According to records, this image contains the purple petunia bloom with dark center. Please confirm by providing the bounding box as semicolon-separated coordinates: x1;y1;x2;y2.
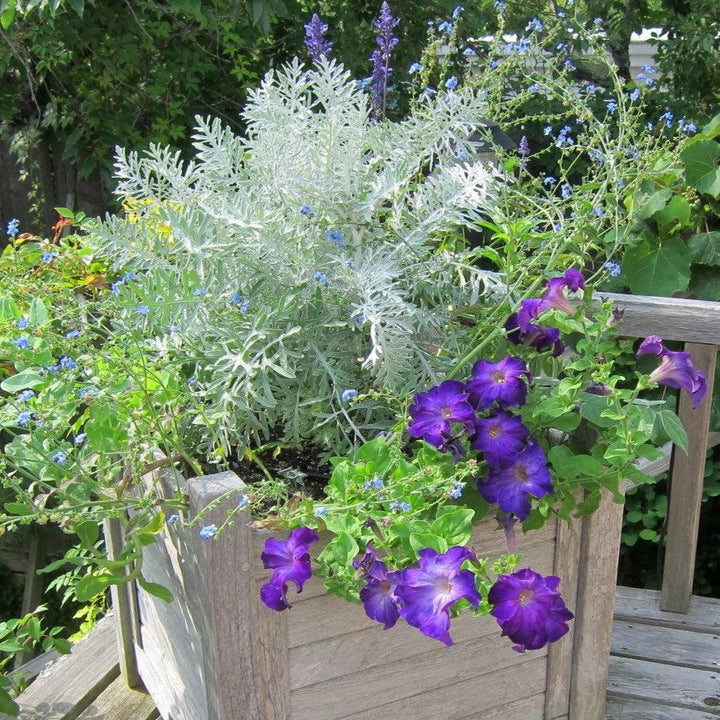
354;546;401;629
304;14;332;63
477;440;553;520
637;335;707;408
489;568;574;652
395;546;481;645
471;412;530;468
260;526;320;611
407;380;476;451
467;356;530;411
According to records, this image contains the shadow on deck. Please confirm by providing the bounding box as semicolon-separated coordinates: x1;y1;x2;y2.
606;585;720;719
1;613;158;720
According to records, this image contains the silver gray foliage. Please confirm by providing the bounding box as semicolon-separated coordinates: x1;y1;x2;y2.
89;58;503;455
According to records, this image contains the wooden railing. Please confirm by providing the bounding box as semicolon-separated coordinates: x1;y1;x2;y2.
602;292;720;613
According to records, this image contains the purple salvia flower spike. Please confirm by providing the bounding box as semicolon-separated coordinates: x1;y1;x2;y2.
395;546;480;645
260;526;320;611
304;13;332;63
370;1;400;122
477;440;553;520
518;135;530;165
489;568;573;652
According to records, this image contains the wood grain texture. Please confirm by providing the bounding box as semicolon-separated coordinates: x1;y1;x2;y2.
75;676;158;720
0;614;119;720
10;648;60;687
455;693;546;720
186;471;292;720
336;655;547;720
545;516;583;720
615;585;720;634
606;696;720;720
607;656;720;714
569;489;625;720
611;619;720;671
599;292;720;343
662;343;718;613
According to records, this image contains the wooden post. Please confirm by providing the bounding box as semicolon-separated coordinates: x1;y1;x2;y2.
103;517;142;687
569;489;625;720
186;472;292;720
661;343;717;613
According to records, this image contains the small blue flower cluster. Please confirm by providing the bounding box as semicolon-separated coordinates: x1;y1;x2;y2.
6;218;19;237
110;271;137;296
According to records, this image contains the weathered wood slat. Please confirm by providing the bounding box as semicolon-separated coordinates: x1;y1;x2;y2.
662;342;718;613
0;614;119;720
455;693;546;720
607;656;720;715
615;585;720;634
9;648;60;686
75;675;158;720
290;611;499;690
611;619;720;672
606;696;720;720
569;489;625;720
545;515;582;719
335;655;546;720
600;292;720;344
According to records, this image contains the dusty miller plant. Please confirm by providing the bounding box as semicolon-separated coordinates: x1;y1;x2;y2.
88;58;505;456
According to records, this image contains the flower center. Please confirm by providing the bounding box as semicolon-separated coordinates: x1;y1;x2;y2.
518;589;534;605
514;464;528;481
491;370;506;385
488;424;501;438
435;577;453;594
441;406;453;419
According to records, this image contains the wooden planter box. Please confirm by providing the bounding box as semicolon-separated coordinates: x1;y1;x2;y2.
108;467;623;720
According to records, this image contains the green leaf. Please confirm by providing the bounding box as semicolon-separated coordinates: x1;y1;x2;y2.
28;297;50;326
4;502;34;516
138;576;173;603
653;195;691;228
431;508;474;546
54;207;75;219
73;521;100;548
409;533;448;554
579;392;617;428
52;637;72;654
681;140;720;197
688;232;720;265
74;574;112;602
318;532;358;568
654;409;689;453
622;236;691;296
0;296;19;321
0;369;45;392
634;188;672;220
0;1;15;30
689;266;720;300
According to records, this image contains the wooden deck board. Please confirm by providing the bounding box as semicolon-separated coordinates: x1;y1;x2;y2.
0;614;119;720
75;676;158;720
608;586;720;719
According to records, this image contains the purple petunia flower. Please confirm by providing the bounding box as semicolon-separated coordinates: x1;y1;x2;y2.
395;546;481;645
304;14;332;63
477;440;553;520
467;356;530;411
489;568;573;652
539;269;585;315
637;336;707;408
407;380;477;451
355;546;401;629
471;412;530;468
260;526;320;611
370;2;400;122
